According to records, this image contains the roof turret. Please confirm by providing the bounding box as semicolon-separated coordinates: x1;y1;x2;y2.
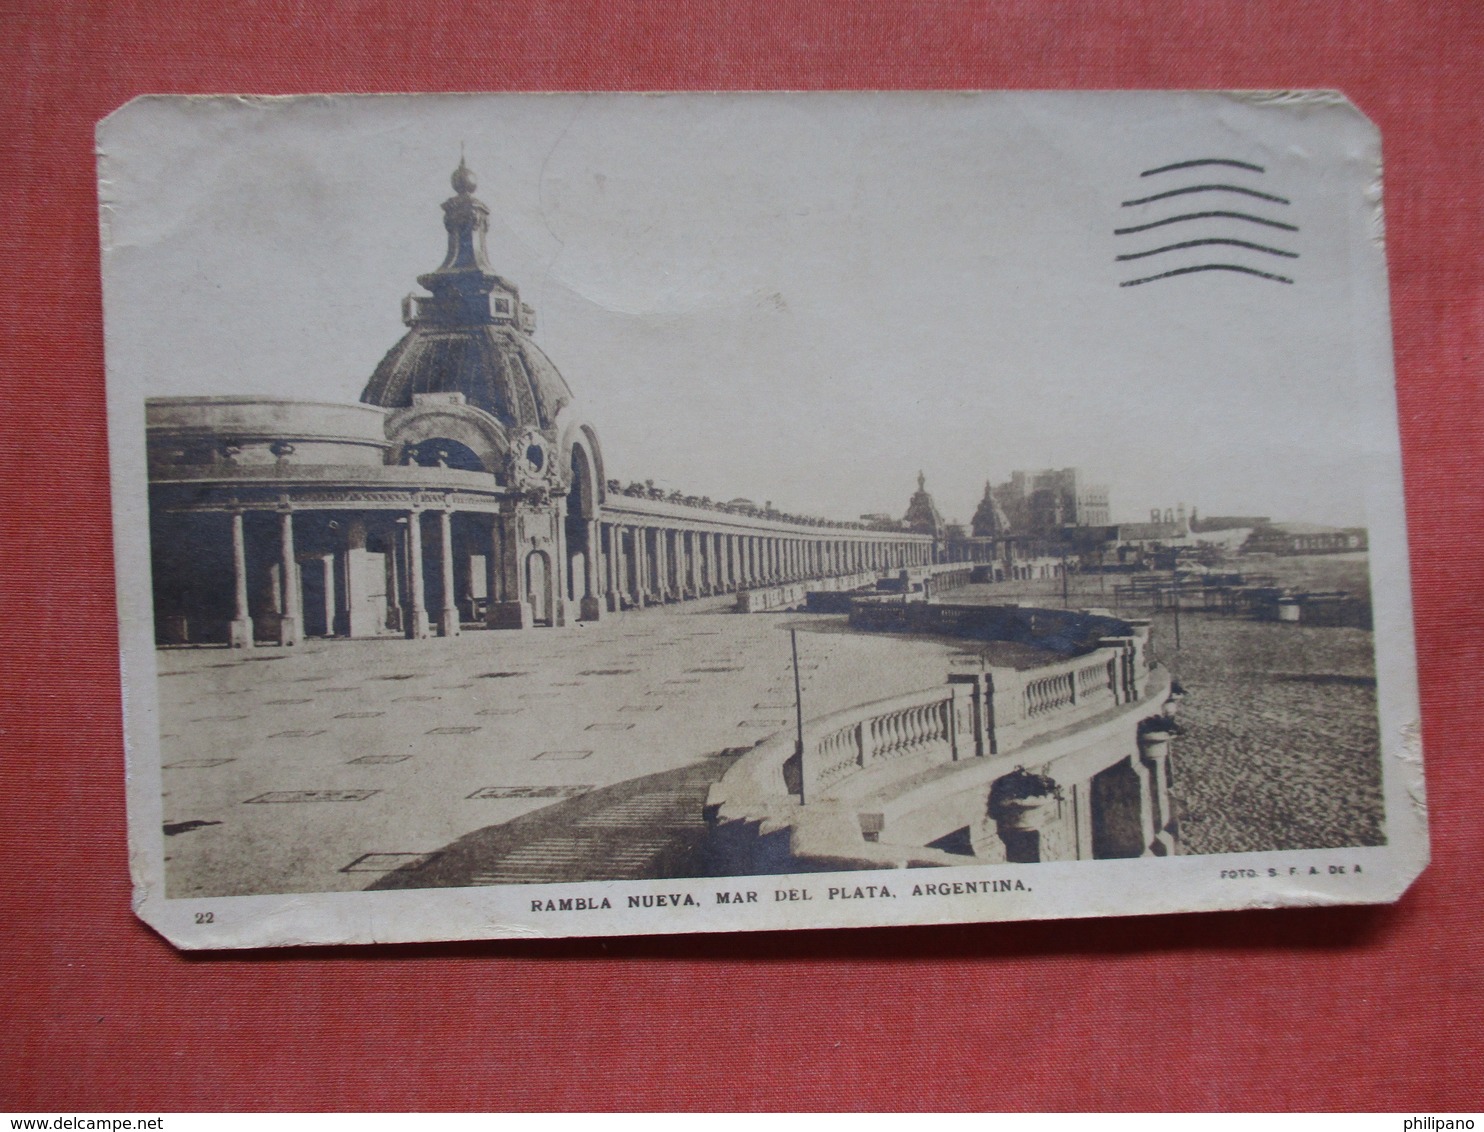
360;159;573;431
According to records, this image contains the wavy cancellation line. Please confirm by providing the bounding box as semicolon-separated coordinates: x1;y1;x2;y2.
1140;158;1266;177
1122;183;1291;207
1119;263;1295;287
1114;210;1300;235
1115;237;1300;263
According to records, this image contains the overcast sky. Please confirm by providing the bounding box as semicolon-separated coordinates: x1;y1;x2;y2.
101;91;1399;528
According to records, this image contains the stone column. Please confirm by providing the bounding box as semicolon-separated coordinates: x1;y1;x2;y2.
604;524;621;612
277;507;299;640
228;510;254;648
632;531;644;611
406;511;431;639
661;527;671;599
551;501;568;627
437;509;459;636
655;527;670;601
642;526;655;605
580;519;602;621
633;526;649;605
1140;730;1179;856
385;526;404;633
671;528;682;598
486;519;502;605
318;555;336;635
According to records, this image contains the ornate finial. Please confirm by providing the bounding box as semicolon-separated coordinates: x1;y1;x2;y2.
451;155;477;195
917;470;926;492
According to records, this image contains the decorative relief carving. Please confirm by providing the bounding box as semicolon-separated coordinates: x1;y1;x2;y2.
503;427;566;503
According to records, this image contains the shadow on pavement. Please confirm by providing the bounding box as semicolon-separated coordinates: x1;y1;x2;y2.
368;751;746;890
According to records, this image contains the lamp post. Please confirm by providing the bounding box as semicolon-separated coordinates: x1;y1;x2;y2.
791;628;806;806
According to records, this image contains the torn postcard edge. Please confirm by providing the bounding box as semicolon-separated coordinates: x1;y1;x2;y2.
98;91;1426;948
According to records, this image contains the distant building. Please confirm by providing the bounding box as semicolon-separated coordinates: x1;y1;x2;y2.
969;481;1011;538
902;471;946;537
1245;523;1368;555
1189;508;1270;533
992;468;1110;534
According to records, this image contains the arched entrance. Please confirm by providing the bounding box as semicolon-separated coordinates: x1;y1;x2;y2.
526;550;553;627
565;439;603;620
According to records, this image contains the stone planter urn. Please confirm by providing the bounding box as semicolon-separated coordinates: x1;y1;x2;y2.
1138;729;1173;762
986;768;1063;863
989;794;1059;833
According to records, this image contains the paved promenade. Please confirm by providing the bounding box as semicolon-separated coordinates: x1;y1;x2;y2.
158;554;1385;896
158;600;965;897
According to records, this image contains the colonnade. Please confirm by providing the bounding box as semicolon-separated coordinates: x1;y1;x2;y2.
215;504;465;649
580;518;934;611
203;504;936;648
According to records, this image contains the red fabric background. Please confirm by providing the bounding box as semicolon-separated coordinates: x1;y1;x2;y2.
2;0;1480;1112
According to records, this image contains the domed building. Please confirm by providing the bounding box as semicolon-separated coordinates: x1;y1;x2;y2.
146;160;607;644
144;160;936;648
902;471;945;538
970;481;1011;538
358;156;609;630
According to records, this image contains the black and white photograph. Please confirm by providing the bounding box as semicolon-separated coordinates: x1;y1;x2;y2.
99;91;1425;947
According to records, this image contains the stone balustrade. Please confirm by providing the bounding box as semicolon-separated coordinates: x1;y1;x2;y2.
735;570;883;613
704;606;1174;873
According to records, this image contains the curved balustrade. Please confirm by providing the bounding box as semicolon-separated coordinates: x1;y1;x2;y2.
704;620;1172;874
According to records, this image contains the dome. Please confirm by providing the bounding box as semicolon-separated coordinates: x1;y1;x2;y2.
360;160;574;431
971;480;1011;537
363;324;572;431
903;470;946;537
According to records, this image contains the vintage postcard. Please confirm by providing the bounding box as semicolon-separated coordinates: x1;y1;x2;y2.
99;91;1426;948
